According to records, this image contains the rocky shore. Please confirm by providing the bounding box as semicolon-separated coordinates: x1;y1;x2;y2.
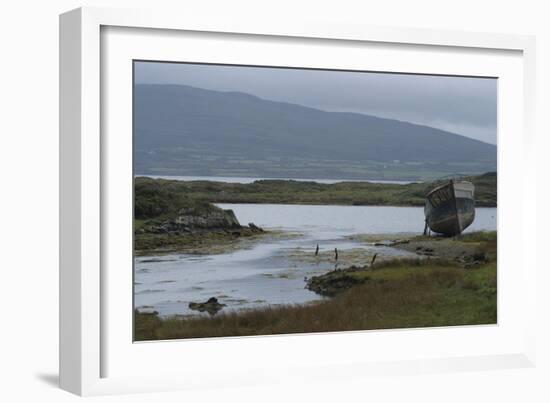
135;204;267;255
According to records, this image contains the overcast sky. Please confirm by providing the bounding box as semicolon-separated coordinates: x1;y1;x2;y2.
135;61;497;145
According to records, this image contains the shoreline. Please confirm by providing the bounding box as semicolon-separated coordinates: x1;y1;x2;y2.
135;231;497;340
134;228;300;256
133;173;496;256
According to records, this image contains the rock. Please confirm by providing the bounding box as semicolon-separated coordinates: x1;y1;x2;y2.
306;267;368;297
173;208;240;230
471;251;487;262
374;239;410;247
145;206;244;235
189;297;226;315
136;308;159;315
464;261;482;269
248;222;264;232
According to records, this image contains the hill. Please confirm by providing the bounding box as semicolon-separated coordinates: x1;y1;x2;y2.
134;84;497;181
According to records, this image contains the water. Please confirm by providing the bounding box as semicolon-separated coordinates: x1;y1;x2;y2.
139;174;416;185
134;204;497;317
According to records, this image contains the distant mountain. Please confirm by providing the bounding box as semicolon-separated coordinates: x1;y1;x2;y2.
133;84;496;181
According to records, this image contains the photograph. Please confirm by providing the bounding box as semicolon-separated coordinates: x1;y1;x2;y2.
132;61;497;341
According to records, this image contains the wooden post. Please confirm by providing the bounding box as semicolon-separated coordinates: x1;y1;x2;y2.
370;253;378;269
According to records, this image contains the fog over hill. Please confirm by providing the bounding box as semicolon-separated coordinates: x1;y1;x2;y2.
134;84;497;181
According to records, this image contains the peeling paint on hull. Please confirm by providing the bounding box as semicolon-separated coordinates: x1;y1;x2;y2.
425;180;475;236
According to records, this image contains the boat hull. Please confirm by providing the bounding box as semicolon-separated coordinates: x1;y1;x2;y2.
424;181;475;236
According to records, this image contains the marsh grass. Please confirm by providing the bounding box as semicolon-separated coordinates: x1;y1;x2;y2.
456;231;497;261
135;258;496;341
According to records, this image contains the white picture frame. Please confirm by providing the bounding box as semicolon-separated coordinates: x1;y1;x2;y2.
59;6;538;396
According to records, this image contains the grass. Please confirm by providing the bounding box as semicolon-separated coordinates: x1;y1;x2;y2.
455;231;497;261
457;230;497;243
135;246;497;340
134;172;497;209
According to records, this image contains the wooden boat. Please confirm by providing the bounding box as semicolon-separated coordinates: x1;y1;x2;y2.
424;180;475;236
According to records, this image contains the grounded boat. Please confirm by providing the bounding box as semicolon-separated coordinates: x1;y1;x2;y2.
424;180;475;236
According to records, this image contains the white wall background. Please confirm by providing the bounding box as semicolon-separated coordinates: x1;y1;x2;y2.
0;1;548;402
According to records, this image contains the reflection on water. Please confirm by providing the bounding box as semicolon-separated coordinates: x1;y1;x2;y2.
134;204;496;317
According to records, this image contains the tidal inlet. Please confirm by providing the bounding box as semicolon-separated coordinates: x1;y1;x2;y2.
133;62;498;341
